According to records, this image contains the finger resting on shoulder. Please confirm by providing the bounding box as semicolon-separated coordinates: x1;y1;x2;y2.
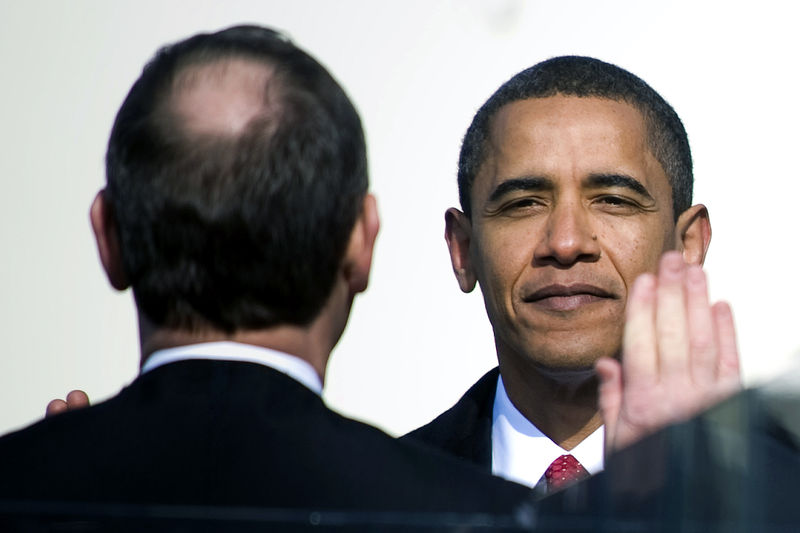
66;389;90;408
45;399;68;417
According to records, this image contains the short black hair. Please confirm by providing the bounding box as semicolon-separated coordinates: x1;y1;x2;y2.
105;25;368;331
458;56;692;220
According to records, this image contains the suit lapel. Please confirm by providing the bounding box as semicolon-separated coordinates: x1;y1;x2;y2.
402;368;499;471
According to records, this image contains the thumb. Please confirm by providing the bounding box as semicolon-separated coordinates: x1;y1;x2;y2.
596;357;622;457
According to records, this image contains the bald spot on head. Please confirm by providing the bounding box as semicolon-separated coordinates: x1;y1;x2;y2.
169;58;279;137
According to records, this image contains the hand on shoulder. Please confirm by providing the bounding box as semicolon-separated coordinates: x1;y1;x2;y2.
45;390;90;417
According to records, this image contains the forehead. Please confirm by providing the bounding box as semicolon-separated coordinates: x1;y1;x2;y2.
475;95;669;199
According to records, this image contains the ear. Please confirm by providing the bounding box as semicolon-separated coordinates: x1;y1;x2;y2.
444;208;477;293
342;193;380;294
90;190;130;290
674;203;711;266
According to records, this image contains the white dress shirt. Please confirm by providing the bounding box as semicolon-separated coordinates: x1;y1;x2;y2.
141;341;322;396
491;375;604;489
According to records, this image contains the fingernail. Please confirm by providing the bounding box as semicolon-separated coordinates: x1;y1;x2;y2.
713;301;732;318
687;265;705;286
662;251;683;273
633;272;656;291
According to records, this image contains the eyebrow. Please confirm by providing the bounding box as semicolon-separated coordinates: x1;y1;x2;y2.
586;173;654;200
487;177;552;203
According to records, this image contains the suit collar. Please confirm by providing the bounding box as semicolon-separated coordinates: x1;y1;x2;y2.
142;341;322;395
404;367;499;470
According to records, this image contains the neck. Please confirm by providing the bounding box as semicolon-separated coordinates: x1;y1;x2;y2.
498;353;602;450
134;252;359;385
137;311;345;385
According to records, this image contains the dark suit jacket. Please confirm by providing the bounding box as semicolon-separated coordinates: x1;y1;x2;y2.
402;368;499;472
0;361;531;518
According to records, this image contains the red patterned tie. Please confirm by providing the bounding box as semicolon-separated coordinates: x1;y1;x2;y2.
544;454;589;492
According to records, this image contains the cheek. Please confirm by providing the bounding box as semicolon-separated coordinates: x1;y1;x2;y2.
598;221;670;286
474;227;533;295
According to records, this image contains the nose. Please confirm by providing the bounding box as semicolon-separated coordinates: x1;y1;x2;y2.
533;200;601;267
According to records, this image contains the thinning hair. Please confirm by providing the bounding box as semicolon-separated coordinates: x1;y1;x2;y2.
458;56;692;220
106;25;368;331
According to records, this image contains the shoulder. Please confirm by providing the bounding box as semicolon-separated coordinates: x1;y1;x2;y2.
0;366;533;513
0;385;135;497
318;404;531;513
401;367;499;466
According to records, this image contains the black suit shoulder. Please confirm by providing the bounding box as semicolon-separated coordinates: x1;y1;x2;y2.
402;367;499;471
0;361;528;515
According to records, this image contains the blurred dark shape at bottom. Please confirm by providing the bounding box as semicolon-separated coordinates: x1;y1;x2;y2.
539;366;800;532
0;502;538;532
3;369;800;532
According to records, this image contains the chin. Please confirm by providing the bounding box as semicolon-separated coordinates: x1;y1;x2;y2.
531;363;598;385
497;331;618;377
534;329;621;363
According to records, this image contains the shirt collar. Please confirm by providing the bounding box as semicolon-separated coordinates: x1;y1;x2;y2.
491;375;604;487
141;341;323;396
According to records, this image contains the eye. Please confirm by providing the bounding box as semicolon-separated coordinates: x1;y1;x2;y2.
485;195;549;218
600;196;632;205
508;198;539;208
594;195;642;214
499;196;547;215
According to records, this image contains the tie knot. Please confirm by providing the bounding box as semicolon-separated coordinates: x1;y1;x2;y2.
544;454;589;492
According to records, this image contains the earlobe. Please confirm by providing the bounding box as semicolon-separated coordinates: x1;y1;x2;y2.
90;190;130;291
675;204;711;266
444;208;477;293
344;193;380;294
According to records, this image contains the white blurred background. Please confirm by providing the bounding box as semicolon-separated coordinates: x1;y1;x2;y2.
1;0;798;437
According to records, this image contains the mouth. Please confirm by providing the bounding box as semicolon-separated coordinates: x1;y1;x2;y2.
523;283;616;312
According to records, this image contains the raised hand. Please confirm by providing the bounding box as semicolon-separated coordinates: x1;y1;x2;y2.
596;251;741;454
45;390;90;418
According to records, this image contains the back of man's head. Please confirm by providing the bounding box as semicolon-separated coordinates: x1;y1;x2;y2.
105;25;368;332
458;55;692;221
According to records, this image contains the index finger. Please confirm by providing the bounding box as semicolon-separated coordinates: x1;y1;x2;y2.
45;399;68;417
622;272;658;382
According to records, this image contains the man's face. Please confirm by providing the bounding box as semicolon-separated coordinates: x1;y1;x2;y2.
451;95;685;373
